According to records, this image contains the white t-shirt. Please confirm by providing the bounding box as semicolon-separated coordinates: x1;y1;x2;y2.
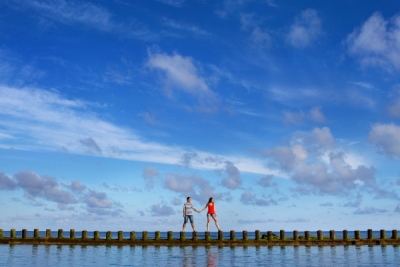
184;202;194;215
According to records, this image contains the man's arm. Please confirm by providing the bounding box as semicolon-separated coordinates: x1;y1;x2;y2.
183;205;185;217
192;204;200;213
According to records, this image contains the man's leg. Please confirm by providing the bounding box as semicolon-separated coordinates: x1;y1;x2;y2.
191;222;196;231
182;223;186;231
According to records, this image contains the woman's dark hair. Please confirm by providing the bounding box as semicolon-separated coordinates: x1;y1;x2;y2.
208;197;213;203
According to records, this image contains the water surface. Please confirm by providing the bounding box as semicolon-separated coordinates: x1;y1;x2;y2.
1;243;398;266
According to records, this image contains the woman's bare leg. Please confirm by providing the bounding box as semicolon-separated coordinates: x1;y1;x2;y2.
212;216;222;231
206;215;210;232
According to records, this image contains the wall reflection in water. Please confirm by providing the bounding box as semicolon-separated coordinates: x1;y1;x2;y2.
0;244;399;266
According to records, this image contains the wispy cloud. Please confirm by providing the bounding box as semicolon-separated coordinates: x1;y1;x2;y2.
268;86;323;106
319;202;333;207
240;14;271;48
287;9;322;48
12;0;154;40
24;0;114;30
161;18;211;37
0;85;184;162
156;0;185;8
0;85;281;176
354;206;387;215
282;107;326;125
237;218;267;224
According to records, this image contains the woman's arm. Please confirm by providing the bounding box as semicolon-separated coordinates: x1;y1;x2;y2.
199;204;207;212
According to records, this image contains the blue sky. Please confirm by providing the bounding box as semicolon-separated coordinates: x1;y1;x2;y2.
1;0;400;232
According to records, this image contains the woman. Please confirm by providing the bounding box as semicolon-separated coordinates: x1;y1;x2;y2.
199;197;222;232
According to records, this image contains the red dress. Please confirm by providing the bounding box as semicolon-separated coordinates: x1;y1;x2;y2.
207;203;215;214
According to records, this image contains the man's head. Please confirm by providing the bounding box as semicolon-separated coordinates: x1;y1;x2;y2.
187;197;191;202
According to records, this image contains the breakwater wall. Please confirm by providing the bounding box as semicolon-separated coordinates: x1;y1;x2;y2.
0;229;399;246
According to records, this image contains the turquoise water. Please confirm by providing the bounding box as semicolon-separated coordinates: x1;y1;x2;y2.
0;244;399;266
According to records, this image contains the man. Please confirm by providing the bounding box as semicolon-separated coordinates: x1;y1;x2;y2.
182;196;199;231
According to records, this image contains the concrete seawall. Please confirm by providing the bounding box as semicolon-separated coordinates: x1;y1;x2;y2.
1;229;399;246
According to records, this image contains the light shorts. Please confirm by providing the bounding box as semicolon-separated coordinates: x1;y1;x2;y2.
184;215;193;224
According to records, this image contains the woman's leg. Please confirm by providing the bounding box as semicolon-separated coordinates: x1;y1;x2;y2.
206;215;210;232
212;215;221;231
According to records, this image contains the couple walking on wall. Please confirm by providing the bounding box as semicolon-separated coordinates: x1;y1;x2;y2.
182;197;222;232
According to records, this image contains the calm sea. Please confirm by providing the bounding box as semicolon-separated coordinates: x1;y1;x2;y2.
0;231;399;266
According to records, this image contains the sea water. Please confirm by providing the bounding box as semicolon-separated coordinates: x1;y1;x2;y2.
0;231;399;266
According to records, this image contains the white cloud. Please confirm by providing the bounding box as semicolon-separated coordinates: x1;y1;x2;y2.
149;204;175;216
0;85;184;161
0;173;18;190
84;189;112;208
220;161;242;189
368;123;400;157
282;110;305;125
64;180;86;193
163;173;226;202
240;191;275;206
0;85;275;176
354;206;387;215
346;12;400;70
147;52;208;95
142;167;160;189
283;107;326;125
309;127;335;148
262;127;376;194
14;171;78;205
309;107;326;123
256;175;273;187
287;9;322;48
